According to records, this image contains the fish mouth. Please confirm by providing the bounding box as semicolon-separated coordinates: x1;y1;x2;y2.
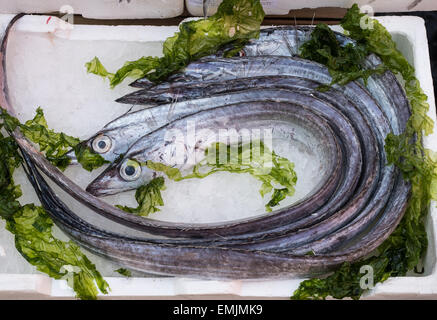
86;182;114;197
85;165;124;197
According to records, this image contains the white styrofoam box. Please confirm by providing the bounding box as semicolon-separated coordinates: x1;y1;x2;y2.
186;0;437;16
0;14;435;299
0;0;184;19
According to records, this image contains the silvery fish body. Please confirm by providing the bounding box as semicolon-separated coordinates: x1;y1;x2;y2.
87;41;406;168
86;99;345;197
1;17;414;279
74;93;272;163
78;27;357;163
131;27;354;88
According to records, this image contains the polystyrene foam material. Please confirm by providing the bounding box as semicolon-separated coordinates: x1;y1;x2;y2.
186;0;437;16
0;0;184;19
2;0;437;19
0;15;435;299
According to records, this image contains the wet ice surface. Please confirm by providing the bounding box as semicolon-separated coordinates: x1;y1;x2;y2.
0;26;327;275
0;27;168;275
115;133;327;224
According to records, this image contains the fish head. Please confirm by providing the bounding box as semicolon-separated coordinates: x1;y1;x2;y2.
86;156;155;197
67;131;119;163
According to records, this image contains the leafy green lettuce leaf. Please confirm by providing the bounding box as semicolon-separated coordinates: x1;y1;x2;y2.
0;124;23;220
158;141;295;212
116;177;166;216
188;141;297;212
118;141;297;216
85;57;116;83
6;205;110;300
0;120;109;300
86;56;160;89
115;268;132;278
0;108;108;171
299;23;386;89
341;4;434;135
86;0;265;88
73;142;110;172
292;4;437;300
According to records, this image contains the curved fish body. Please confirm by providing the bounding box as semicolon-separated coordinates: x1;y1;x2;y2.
80;27;359;164
87;82;401;255
86;97;350;197
81;24;404;170
130;26;355;88
242;26;355;57
72;49;411;241
88;88;364;199
79;56;336;163
72;93;285;163
1;17;413;279
104;75;405;253
82;54;404;167
22;134;409;279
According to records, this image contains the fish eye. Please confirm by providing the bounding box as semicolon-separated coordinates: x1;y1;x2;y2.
120;159;142;181
92;135;112;154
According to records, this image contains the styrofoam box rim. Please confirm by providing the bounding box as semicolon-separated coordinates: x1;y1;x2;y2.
0;15;436;299
1;0;436;18
0;0;185;19
186;0;437;16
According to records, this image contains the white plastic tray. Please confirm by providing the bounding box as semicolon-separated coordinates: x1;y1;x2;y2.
0;15;435;299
